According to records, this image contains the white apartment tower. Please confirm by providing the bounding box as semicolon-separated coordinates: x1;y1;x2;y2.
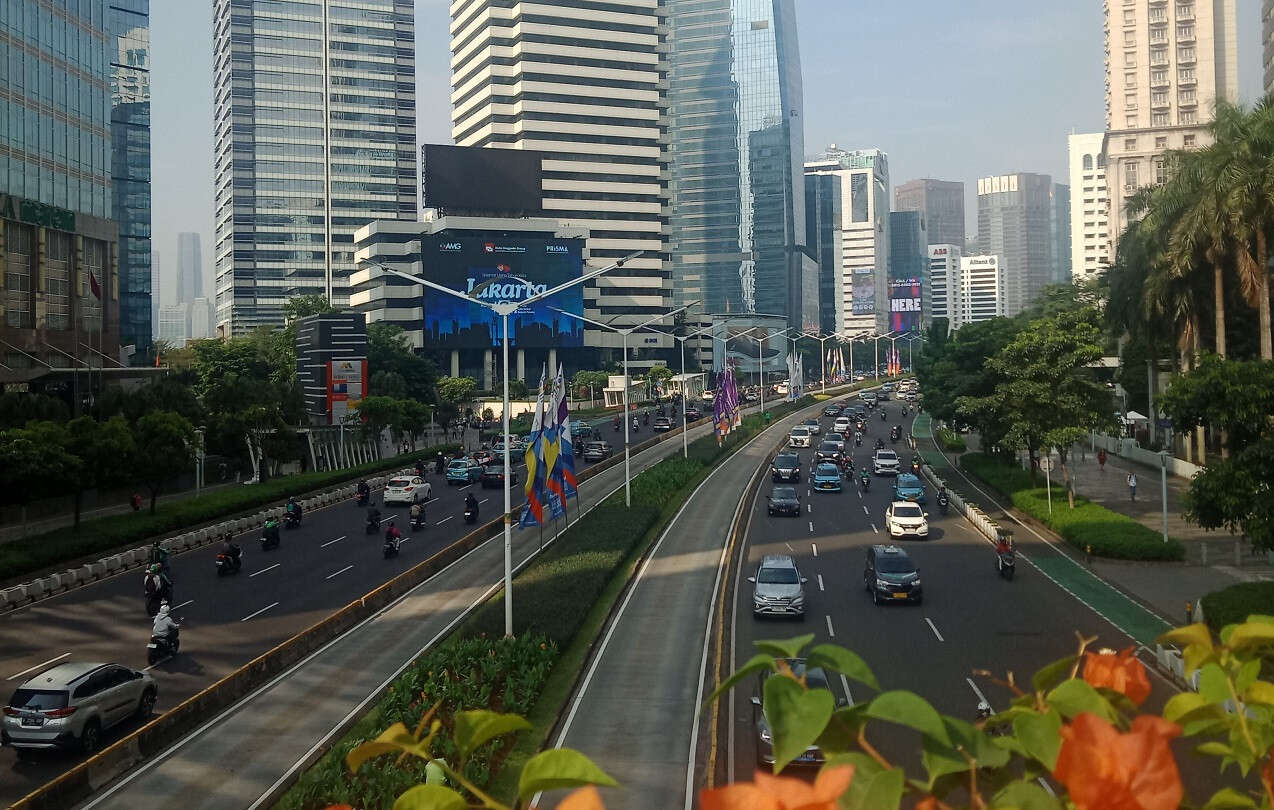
1102;0;1237;250
1068;133;1111;280
448;0;670;360
212;0;418;336
928;244;961;330
957;255;1005;328
804;147;890;336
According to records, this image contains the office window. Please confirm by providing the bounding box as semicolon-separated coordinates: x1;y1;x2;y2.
1125;161;1139;188
1123;8;1136;22
1178;46;1195;61
45;231;72;331
1083;154;1094;171
1179;88;1196;104
1183;134;1197;147
1152;112;1170;126
1179;109;1196;125
1179;66;1195;82
1126;115;1138;128
1177;24;1193;38
1125;51;1137;67
1125;30;1137;45
3;223;34;328
1151;91;1168;105
1154;157;1167;185
1124;137;1138;151
1155;136;1167;148
1150;69;1168;84
1126;93;1138;109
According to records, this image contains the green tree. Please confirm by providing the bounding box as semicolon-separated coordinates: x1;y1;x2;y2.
915;317;1022;433
571;370;609;402
0;426;80;531
369;369;408;400
393;399;431;450
282;294;336;323
506;379;529;400
0;392;69;429
647;365;674;384
66;415;136;530
132;411;197;513
367;322;438;403
436;376;478;406
352;396;402;445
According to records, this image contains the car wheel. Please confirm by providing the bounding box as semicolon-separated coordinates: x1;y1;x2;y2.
79;719;102;754
136;687;157;719
872;589;880;605
13;747;38;761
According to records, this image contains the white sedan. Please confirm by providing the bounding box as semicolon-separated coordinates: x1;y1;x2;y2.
383;475;432;505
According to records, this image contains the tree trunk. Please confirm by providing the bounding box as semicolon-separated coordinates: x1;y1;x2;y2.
1059;447;1076;508
1027;447;1038;485
149;488;158;514
1258;230;1272;361
1215;263;1227;358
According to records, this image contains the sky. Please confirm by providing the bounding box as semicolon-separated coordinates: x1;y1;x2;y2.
149;0;1265;305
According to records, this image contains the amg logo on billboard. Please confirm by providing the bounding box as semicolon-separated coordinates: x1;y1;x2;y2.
440;242;463;251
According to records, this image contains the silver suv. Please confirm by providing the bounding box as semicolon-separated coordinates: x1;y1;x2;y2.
873;448;900;476
3;662;157;756
749;555;807;617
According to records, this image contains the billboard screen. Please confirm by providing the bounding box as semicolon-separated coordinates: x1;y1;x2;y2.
327;359;367;426
851;267;875;315
889;277;923;332
421;235;585;350
421;144;543;214
712;318;789;375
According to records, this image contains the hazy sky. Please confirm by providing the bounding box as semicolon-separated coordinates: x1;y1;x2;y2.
149;0;1265;304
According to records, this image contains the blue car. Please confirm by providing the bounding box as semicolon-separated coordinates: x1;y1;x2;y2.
812;463;843;492
892;473;926;504
446;458;483;485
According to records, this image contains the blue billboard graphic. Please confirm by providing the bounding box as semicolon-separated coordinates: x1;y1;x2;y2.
422;236;585;350
889;277;922;333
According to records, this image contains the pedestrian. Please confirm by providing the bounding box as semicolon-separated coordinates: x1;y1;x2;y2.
1127;472;1137;502
1097;447;1107;471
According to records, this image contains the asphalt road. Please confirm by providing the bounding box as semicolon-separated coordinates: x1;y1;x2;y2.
0;409;672;805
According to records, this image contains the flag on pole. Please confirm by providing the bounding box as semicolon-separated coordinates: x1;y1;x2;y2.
518;369;550;529
714;366;733;445
539;367;565;520
552;364;578;498
89;272;101;300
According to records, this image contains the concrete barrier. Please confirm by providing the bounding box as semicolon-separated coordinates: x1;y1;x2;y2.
2;585;27;606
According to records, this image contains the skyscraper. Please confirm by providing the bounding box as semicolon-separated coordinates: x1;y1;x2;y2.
977;173;1054;317
894;179;965;248
805;173;843;334
1103;0;1237;250
177;232;203;305
665;0;807;323
957;255;1006;326
212;0;417;336
888;211;928;333
927;244;961;331
1067;133;1111;280
804;147;891;335
1051;183;1071;283
450;0;669;361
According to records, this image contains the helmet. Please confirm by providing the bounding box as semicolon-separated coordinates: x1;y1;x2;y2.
149;564;161;574
977;700;992;716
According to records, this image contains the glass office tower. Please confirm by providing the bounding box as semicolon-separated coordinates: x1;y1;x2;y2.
109;0;151;356
212;0;416;335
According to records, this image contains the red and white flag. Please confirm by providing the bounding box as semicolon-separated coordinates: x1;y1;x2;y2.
89;272;101;300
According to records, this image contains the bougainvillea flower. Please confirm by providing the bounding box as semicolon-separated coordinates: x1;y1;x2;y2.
1082;647;1152;706
701;765;854;810
1054;713;1182;810
558;786;606;810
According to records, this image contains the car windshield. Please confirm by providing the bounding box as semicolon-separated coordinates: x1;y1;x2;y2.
898;475;920;487
877;555;915;574
757;567;800;584
775;455;799;467
8;689;67;711
483;465;503;474
894;504;923;518
765;662;829;692
772;487;797;500
387;479;410;488
816;465;839;475
877;451;898;461
818;443;839;453
791;427;808;436
447;461;468;471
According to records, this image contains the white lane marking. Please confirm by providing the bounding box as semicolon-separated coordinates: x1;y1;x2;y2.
325;565;353;580
7;652;71;681
320;535;346;548
170;599;194;611
807;503;812;513
965;677;990;704
436;516;453;525
840;673;854;706
825;615;835;637
871;524;879;534
382;514;398;523
479;498;490;504
812;542;818;557
249;563;280;578
808;521;814;533
862;505;869;515
240;601;279;622
817;574;825;591
925;617;945;642
785;542;794;552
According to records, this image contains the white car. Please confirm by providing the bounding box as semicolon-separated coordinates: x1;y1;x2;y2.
789;426;813;448
383;475;432;505
832;417;852;435
873;449;900;476
886;501;929;539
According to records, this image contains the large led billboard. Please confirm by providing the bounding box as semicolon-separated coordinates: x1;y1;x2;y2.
851;267;875;315
421;145;543;215
889;277;923;332
422;235;585;350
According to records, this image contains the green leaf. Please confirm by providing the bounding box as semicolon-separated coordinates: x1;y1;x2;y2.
1030;656;1078;694
865;691;952;746
815;705;869;754
1013;710;1063;770
806;644;880;691
1201;787;1259;809
854;767;905;810
1198;663;1233;705
754;634;816;661
1227;622;1274;650
990;781;1065;810
452;710;531;761
1245;680;1274;706
1158;623;1213;652
1184;642;1218;679
764;671;836;772
1197;741;1236;758
517;748;618;800
1163;692;1211;723
824;753;885;810
1044;680;1115;721
346;723;431;773
704;653;774;707
424;759;447;786
920;737;971;787
1236;660;1262;696
392;784;468;810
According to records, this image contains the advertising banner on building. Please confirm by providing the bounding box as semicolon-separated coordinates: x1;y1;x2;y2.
851;267;875;315
327;359;367;425
421;235;585;350
888;277;923;333
714;322;789;375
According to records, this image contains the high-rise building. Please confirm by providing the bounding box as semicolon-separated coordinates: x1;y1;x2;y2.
665;0;807;324
450;0;669;363
976;173;1054;317
805;173;843;335
1103;0;1237;250
190;297;213;341
888;210;928;332
177;232;203;305
2;0;121;386
804;147;891;336
1051;183;1071;283
151;250;161;337
158;303;188;345
109;0;151;359
957;255;1006;327
1067;133;1111;280
1266;0;1274;93
894;179;965;248
928;245;961;331
212;0;417;336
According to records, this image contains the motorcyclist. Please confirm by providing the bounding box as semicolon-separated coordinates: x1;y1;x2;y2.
937;486;950;513
409;501;424;528
881;410;887;422
384;521;402;546
263;516;281;545
356;479;371;505
367;506;382;529
854;431;863;447
632;415;639;432
995;534;1013;557
152;601;180;641
149;541;171;578
286;497;303;523
144;564;172;615
613;416;620;432
875;438;885;450
859;469;871;491
464;492;479;515
644;411;650;426
435;453;445;475
219;534;242;562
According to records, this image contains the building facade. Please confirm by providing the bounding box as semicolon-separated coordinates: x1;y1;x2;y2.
927;244;961;330
1;0;122;389
1067;133;1111;280
976;172;1054;317
212;0;417;336
894;179;964;248
1051;182;1071;283
177;231;203;305
1266;0;1274;93
157;303;187;345
805;172;843;334
804;147;890;336
888;210;928;332
450;0;670;365
957;255;1005;327
1102;0;1237;251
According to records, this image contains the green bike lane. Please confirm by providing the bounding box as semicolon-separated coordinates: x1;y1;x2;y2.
911;413;1172;647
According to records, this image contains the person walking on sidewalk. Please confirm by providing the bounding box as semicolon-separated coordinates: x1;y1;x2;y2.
1097;448;1107;471
1127;472;1138;501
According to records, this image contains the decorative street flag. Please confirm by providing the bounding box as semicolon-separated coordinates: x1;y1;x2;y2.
552;364;578;498
539;367;565;520
518;369;550;529
714;366;732;445
89;272;101;300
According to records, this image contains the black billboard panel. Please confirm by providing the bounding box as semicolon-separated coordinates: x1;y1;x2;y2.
421;144;543;214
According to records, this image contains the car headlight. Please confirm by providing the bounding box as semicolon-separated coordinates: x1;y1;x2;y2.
912;578;921;587
790;596;805;606
876;579;889;589
759;728;772;743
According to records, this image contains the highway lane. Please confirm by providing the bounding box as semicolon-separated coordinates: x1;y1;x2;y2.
0;410;662;804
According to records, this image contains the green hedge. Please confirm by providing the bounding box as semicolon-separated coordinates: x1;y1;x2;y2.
936;427;967;452
275;634;556;810
960;453;1185;562
1200;582;1274;634
0;443;459;583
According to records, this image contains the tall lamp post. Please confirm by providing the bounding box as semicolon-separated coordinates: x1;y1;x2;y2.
724;323;778;416
802;331;849;394
551;302;697;505
366;252;640;637
901;333;925;372
644;322;721;458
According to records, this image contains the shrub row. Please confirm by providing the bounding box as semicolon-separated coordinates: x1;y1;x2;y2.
935;427;967;452
960;453;1185;561
1200;582;1274;634
0;443;459;583
275;634;557;810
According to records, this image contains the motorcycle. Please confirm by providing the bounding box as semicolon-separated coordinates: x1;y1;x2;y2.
613;418;620;432
464;505;478;525
855;435;863;447
383;535;402;559
911;462;921;475
365;514;382;535
147;627;180;665
859;473;871;492
260;530;281;551
937;494;950;516
355;490;370;508
284;511;301;529
881;411;887;422
997;549;1016;580
215;548;242;576
411;513;426;531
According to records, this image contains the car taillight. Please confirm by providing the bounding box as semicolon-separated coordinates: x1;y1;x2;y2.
44;707;76;718
3;707;21;717
404;486;413;492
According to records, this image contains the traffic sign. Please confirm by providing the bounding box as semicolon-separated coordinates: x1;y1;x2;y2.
1039;457;1055;473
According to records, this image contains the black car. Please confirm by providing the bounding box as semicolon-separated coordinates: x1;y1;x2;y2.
653;416;673;432
864;544;922;605
766;486;801;516
685;406;702;421
771;453;802;482
480;464;520;489
814;441;843;466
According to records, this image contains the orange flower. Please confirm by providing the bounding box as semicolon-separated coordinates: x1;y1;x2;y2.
1054;713;1182;810
701;765;854;810
558;786;606;810
1082;647;1151;706
915;799;939;810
